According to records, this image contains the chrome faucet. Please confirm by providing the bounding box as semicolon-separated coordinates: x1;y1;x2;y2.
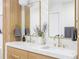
54;35;63;47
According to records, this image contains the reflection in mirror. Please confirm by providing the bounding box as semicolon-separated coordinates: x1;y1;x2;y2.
21;0;77;41
30;1;40;35
48;0;75;38
21;0;48;38
25;6;30;35
24;1;41;36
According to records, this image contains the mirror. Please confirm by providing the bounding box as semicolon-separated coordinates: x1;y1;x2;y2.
21;0;76;39
48;0;76;38
30;1;41;35
24;1;41;36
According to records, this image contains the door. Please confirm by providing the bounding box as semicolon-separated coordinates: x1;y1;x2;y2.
28;52;57;59
7;47;28;59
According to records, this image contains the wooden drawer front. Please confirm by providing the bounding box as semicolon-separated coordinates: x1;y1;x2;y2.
7;47;28;59
7;47;57;59
28;52;57;59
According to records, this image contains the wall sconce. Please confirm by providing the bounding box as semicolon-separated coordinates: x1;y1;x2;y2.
19;0;28;6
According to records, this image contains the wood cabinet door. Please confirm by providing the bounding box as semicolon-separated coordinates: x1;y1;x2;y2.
7;47;28;59
7;47;57;59
28;52;57;59
19;49;28;59
8;54;20;59
7;47;20;59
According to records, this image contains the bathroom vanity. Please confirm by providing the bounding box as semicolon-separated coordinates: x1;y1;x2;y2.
5;0;78;59
6;42;77;59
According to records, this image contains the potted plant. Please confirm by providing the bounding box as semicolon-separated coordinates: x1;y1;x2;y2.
34;23;47;45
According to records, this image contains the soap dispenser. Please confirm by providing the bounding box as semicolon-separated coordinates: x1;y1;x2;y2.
72;28;77;41
22;35;26;42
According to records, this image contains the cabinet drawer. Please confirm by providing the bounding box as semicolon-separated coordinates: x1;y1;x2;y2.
7;47;28;59
7;47;57;59
28;52;57;59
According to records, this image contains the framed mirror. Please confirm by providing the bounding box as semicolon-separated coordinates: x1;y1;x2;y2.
21;0;77;40
48;0;77;38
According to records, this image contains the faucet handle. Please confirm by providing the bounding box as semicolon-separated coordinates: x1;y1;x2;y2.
55;34;59;37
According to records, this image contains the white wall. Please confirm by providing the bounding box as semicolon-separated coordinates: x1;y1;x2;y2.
0;0;3;31
0;16;3;47
0;0;3;46
0;0;3;15
48;1;74;36
0;0;3;59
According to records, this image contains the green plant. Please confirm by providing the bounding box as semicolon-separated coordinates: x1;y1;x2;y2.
34;23;47;37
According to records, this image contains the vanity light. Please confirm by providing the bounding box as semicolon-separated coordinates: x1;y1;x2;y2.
19;0;40;7
19;0;29;6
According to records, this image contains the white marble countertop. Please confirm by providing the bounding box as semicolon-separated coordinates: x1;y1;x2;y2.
6;42;77;59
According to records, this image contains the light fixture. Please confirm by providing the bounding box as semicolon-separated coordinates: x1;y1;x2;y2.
19;0;40;7
19;0;29;6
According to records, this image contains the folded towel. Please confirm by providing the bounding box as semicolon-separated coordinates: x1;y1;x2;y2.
14;27;21;36
64;27;74;38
